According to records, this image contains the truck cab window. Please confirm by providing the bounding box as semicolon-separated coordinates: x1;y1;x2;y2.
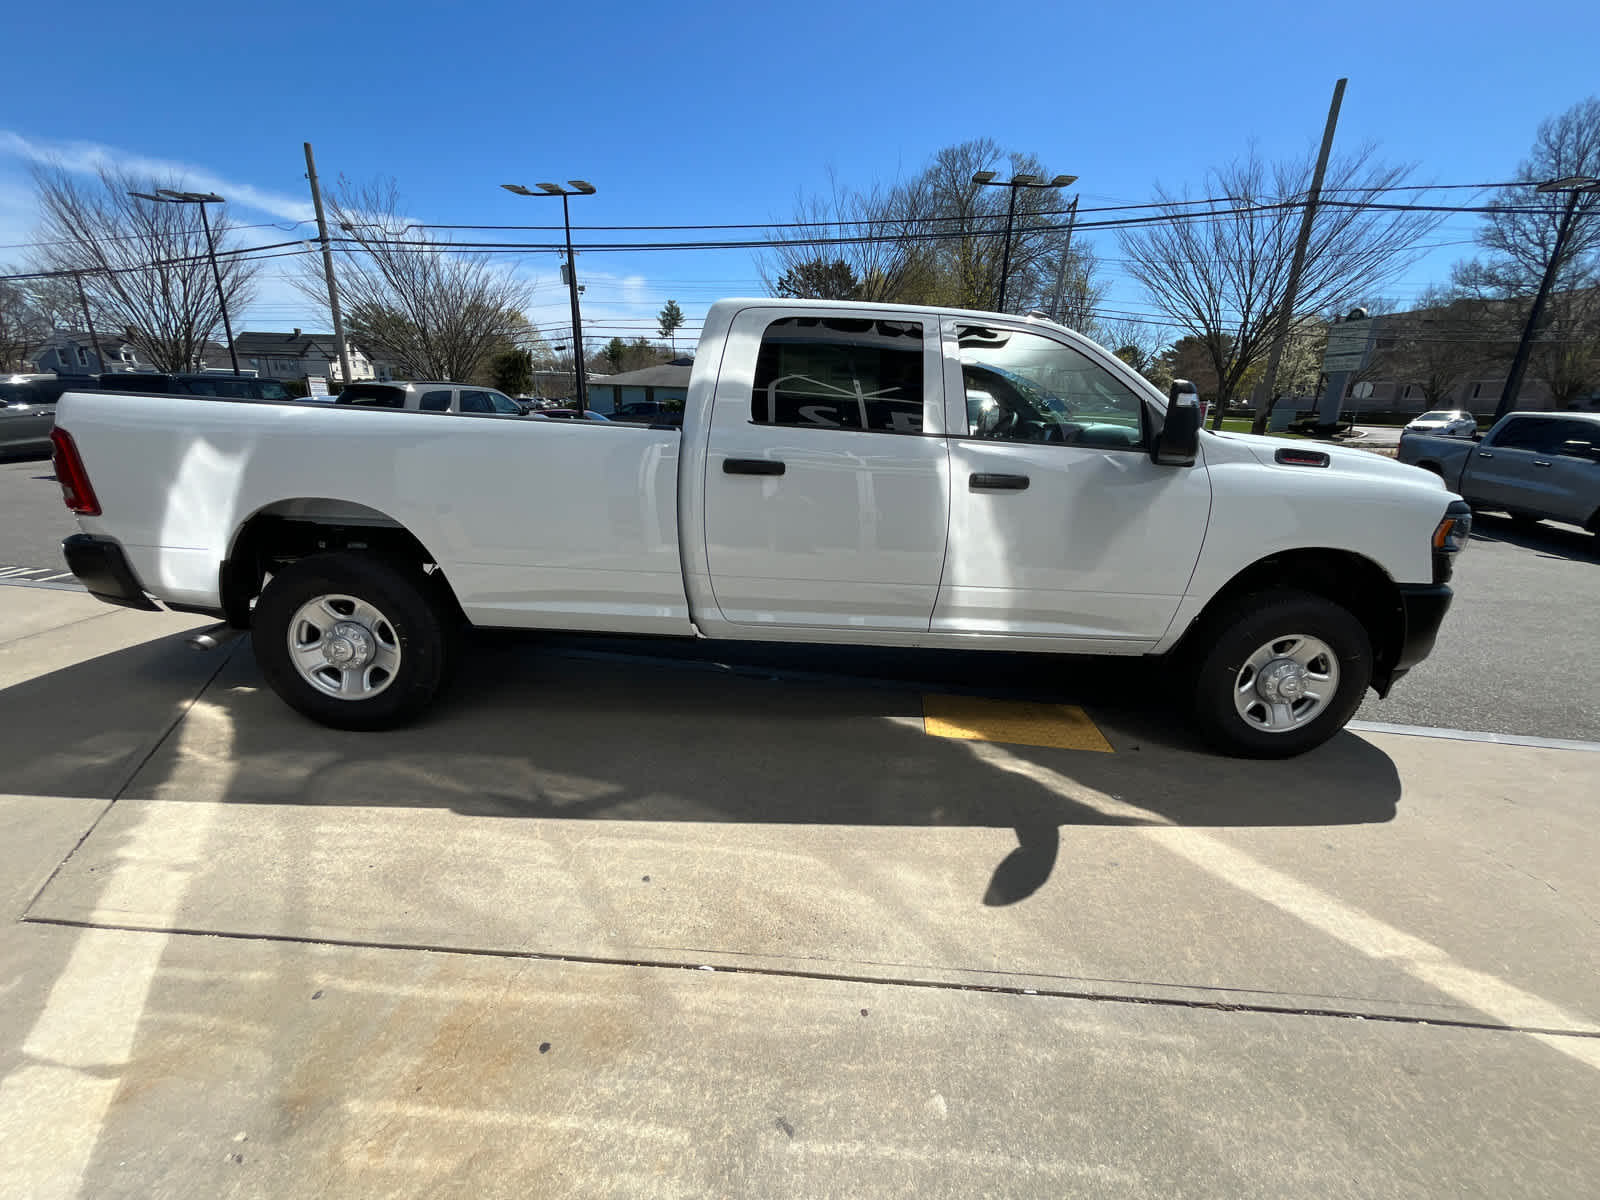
1488;418;1565;454
752;317;926;434
957;325;1145;450
420;390;452;412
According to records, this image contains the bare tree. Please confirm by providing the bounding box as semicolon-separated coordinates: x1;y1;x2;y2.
0;278;51;371
1101;317;1172;388
760;140;1093;315
1452;96;1600;409
1040;243;1107;338
298;178;531;382
28;166;257;373
760;171;940;304
1118;146;1444;427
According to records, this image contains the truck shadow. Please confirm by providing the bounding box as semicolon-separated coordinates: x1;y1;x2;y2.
1469;512;1598;563
0;626;1402;906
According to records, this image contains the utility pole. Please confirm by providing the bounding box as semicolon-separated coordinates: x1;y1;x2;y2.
305;142;355;388
1254;77;1346;433
71;271;106;374
1494;176;1600;420
1048;195;1080;324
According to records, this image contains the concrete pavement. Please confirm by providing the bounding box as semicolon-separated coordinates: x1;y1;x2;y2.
1;585;1596;1197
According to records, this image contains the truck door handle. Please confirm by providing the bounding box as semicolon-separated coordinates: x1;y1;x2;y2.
723;458;785;476
1532;460;1552;468
1476;451;1493;459
970;472;1030;491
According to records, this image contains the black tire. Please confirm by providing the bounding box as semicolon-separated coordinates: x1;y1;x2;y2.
1189;589;1372;759
252;552;454;730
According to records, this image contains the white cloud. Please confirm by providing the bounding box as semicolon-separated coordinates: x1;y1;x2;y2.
0;130;314;225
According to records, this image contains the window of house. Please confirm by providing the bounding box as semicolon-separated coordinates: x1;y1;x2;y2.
419;390;451;412
956;324;1145;450
751;317;926;434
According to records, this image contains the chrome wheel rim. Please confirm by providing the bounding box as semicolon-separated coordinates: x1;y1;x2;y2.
1233;633;1339;733
286;593;402;700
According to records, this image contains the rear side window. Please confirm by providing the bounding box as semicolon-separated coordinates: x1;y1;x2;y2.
337;384;406;409
259;381;290;400
419;389;452;412
752;317;926;434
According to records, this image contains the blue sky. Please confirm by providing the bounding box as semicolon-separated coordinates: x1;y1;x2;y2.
3;0;1596;348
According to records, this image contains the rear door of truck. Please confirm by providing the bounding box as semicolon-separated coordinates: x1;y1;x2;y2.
699;308;951;631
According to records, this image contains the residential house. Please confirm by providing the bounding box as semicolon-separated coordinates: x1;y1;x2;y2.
232;330;383;384
586;360;692;413
31;329;145;374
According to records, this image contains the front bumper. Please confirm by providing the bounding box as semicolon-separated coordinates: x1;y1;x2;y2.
61;533;160;611
1393;583;1453;674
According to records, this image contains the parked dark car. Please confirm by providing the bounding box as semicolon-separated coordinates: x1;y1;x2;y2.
0;373;100;456
101;373;292;401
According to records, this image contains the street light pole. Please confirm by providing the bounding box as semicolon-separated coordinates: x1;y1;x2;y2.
502;179;596;414
972;171;1077;313
1494;176;1600;421
129;188;241;375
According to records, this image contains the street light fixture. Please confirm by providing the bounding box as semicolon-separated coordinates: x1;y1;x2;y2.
502;179;597;414
1494;174;1600;420
971;171;1078;311
128;189;240;375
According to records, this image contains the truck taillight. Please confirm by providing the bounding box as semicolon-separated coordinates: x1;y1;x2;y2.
50;428;101;516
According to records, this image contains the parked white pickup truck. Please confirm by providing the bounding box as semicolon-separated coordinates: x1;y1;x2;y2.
52;299;1469;757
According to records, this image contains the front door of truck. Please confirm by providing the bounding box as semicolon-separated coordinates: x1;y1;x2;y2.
934;320;1211;643
1463;416;1573;516
701;308;951;630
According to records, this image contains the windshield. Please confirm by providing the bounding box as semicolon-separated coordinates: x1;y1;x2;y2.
1416;411;1456;421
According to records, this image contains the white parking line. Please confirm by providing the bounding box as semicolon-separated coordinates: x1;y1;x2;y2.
1348;720;1600;753
965;739;1600;1069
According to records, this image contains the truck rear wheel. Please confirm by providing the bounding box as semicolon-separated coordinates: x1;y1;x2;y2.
253;552;454;730
1189;590;1371;759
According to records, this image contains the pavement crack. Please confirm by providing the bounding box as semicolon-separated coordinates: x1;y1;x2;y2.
17;915;1600;1043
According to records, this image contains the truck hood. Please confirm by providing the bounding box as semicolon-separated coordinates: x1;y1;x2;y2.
1207;430;1447;490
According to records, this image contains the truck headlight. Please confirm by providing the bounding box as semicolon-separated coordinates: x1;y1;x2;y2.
1432;501;1472;554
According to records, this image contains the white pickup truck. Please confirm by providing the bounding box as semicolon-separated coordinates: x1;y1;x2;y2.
51;299;1469;757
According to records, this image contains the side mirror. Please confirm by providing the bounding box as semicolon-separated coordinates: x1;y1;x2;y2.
1152;379;1202;467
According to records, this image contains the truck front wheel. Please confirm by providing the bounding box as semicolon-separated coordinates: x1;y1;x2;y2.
1190;590;1372;758
253;552;454;730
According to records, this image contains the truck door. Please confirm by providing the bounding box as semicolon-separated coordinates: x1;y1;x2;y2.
934;319;1211;643
1463;416;1573;517
701;309;951;630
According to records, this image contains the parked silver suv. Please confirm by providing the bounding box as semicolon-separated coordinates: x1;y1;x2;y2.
334;382;526;416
